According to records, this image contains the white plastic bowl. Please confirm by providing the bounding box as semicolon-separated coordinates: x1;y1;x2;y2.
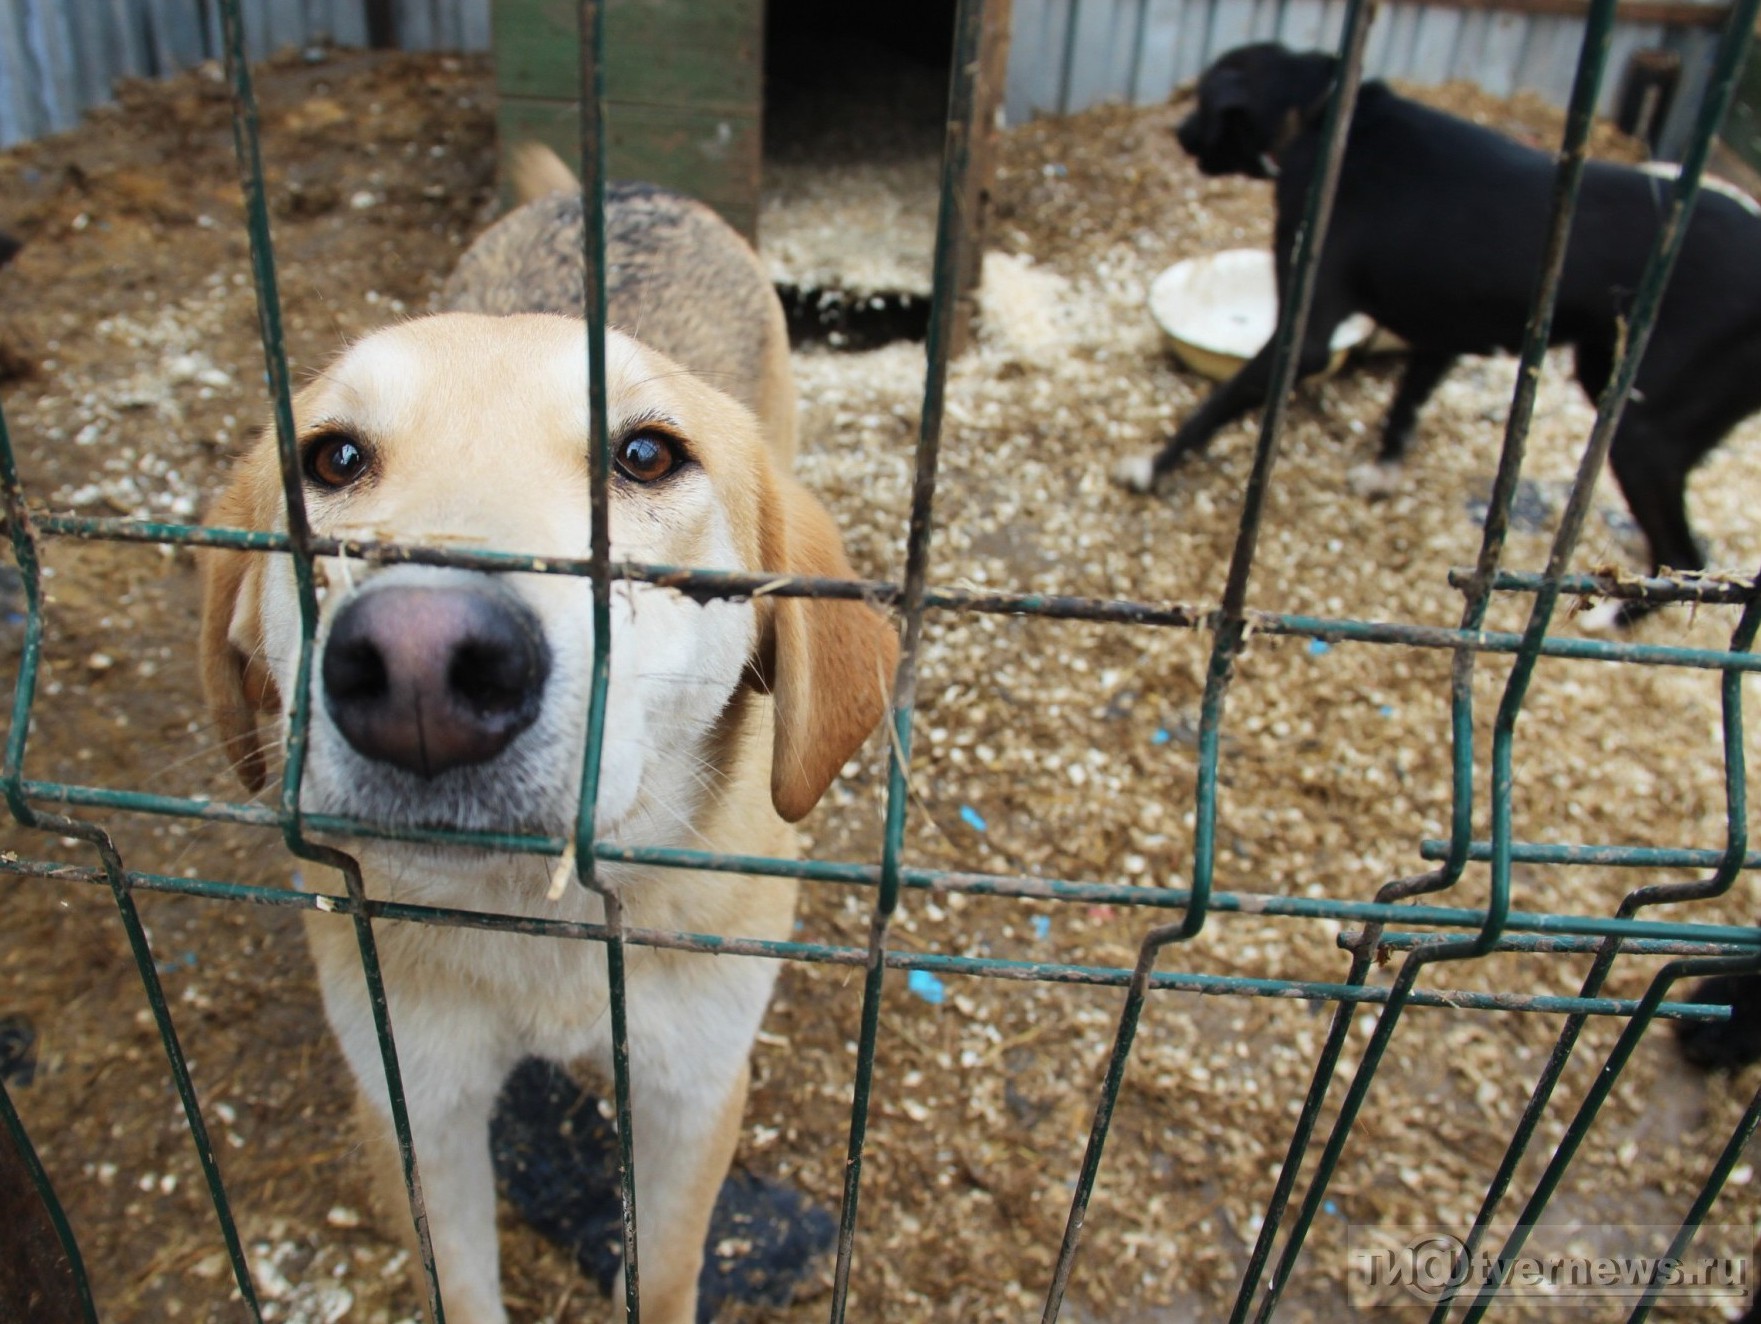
1148;249;1376;381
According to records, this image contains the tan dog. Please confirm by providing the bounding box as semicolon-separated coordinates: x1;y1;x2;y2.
199;150;896;1323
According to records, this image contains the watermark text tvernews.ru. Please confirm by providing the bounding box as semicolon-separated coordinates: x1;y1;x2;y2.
1347;1225;1750;1308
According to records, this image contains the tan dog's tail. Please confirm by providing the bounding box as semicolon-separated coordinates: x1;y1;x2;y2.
509;143;581;205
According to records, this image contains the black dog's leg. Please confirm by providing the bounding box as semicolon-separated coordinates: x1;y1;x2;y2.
1604;414;1705;627
1347;349;1456;499
1379;349;1455;461
1115;336;1334;493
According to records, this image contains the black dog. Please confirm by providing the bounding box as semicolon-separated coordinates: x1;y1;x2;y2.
1117;43;1761;620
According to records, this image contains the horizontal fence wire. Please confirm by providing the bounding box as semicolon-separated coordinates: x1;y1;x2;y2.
2;0;1761;1319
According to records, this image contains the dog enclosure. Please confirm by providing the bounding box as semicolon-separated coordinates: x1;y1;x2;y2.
5;0;1761;1322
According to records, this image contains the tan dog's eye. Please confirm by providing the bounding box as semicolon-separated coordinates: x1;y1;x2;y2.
615;430;685;484
304;433;373;490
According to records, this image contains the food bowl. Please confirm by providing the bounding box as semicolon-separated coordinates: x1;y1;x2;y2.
1148;249;1376;382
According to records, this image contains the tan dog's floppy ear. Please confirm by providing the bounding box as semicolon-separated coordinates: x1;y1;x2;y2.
197;453;282;794
752;473;899;823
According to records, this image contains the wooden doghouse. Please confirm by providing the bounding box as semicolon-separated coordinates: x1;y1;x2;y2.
489;0;1011;348
492;0;766;238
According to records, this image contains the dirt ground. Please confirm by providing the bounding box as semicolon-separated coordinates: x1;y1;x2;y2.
2;46;1760;1324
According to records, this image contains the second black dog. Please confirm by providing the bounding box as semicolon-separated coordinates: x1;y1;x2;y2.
1117;43;1761;622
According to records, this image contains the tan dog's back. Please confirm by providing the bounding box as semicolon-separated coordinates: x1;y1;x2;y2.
443;146;797;463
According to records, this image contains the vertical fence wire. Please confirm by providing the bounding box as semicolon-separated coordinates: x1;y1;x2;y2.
213;0;447;1317
1625;1072;1761;1322
1450;10;1761;1308
1243;0;1761;1312
1427;577;1761;1324
1231;5;1626;1316
567;0;640;1316
0;298;267;1318
1457;952;1761;1322
1042;4;1379;1318
826;0;987;1317
0;1053;98;1321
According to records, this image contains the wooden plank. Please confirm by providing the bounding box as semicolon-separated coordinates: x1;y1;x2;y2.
953;0;1015;355
493;0;761;106
497;95;760;239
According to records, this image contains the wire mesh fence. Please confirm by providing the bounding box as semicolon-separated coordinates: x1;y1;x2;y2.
3;0;1761;1320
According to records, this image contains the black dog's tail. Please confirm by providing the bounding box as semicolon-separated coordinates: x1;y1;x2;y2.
0;232;21;270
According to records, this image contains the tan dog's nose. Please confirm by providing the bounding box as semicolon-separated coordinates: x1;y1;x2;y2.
321;582;550;777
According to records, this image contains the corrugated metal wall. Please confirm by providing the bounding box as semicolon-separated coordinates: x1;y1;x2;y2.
0;0;1725;156
1004;0;1723;157
0;0;490;148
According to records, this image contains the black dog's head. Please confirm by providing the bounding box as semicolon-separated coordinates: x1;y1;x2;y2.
1175;44;1339;178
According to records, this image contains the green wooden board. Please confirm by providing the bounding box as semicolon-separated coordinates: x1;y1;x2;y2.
492;0;763;242
492;0;761;107
498;96;760;240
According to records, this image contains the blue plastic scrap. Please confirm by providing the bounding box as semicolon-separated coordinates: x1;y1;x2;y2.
907;970;946;1005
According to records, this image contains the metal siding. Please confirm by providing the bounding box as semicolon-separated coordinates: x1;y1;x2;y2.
1477;10;1528;99
1278;0;1328;53
1005;0;1729;165
0;4;34;147
1207;0;1255;62
1004;0;1065;121
20;0;77;134
1131;0;1187;103
1408;4;1463;82
1065;0;1127;108
1658;25;1719;157
0;0;493;147
0;0;1735;155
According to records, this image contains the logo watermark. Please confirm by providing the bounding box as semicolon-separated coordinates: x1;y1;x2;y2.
1347;1225;1751;1310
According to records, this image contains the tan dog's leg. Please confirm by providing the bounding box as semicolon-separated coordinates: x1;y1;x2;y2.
310;920;517;1324
614;1057;752;1324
